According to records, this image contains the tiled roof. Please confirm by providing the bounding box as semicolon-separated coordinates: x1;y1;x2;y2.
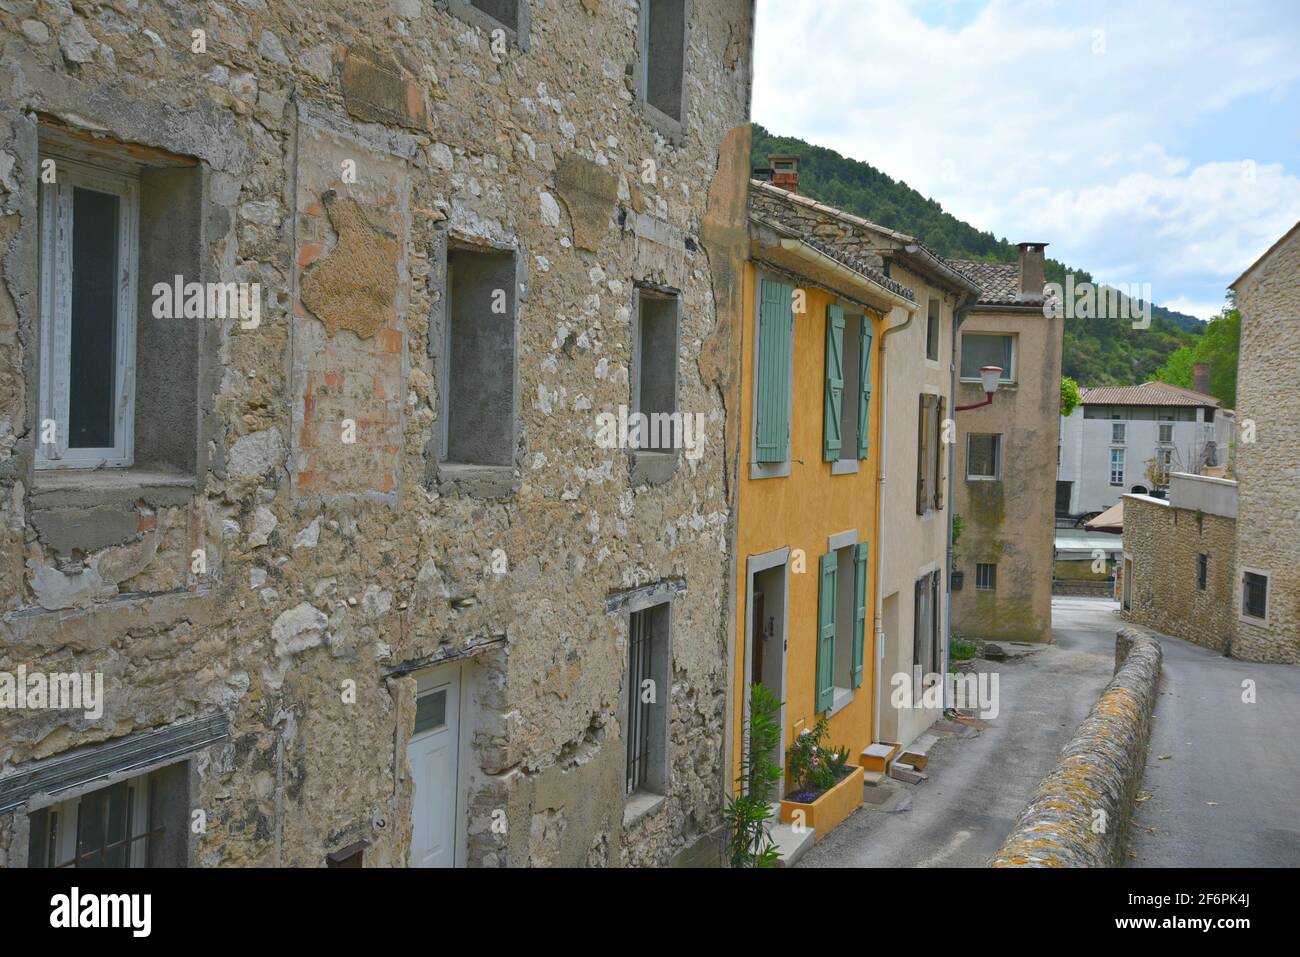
1081;381;1220;408
749;179;915;243
947;259;1032;305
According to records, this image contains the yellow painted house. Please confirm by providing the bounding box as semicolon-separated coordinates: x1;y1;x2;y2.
731;183;918;804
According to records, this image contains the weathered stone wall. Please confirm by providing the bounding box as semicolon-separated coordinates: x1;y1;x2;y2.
1121;495;1236;654
0;0;753;868
990;626;1161;867
1231;226;1300;663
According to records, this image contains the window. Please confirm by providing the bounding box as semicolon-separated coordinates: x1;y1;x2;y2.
912;569;941;680
625;602;670;799
448;0;530;48
38;158;139;469
753;276;794;477
916;394;945;510
1158;449;1173;472
975;563;997;591
631;285;679;455
637;0;688;135
1196;554;1208;591
27;764;188;868
959;333;1014;382
925;298;940;361
1110;448;1125;486
966;433;1001;480
442;246;517;470
824;305;873;469
1158;421;1174;444
1111;422;1127;444
816;542;869;713
1241;570;1269;622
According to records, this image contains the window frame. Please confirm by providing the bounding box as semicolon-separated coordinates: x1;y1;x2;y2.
1111;421;1127;445
1109;447;1126;486
620;592;673;822
629;283;681;476
925;297;940;362
29;772;159;868
634;0;691;142
36;156;140;470
1239;567;1270;626
1158;421;1174;444
959;333;1015;384
965;432;1001;481
1196;553;1208;591
975;562;997;591
447;0;531;51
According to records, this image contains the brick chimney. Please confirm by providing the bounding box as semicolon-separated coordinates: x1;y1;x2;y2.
1193;362;1211;396
769;154;799;193
1017;242;1048;300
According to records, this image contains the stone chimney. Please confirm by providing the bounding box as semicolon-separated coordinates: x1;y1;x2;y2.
1017;242;1048;300
1193;362;1211;396
769;154;799;193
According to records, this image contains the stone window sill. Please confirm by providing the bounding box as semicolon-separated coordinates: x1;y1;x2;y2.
31;467;196;509
825;686;854;719
623;790;667;828
629;449;676;486
434;462;517;499
831;459;859;475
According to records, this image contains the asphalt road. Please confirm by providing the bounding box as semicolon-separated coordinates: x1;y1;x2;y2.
800;597;1119;867
1129;628;1300;867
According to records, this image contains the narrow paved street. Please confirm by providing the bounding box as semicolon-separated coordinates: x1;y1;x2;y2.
800;597;1119;867
1129;629;1300;866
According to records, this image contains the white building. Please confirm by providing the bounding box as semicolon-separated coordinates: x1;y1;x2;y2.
1057;381;1234;519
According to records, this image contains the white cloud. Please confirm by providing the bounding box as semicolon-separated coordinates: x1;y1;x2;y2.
753;0;1300;307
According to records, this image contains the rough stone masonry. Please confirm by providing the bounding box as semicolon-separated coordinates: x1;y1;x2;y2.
0;0;755;867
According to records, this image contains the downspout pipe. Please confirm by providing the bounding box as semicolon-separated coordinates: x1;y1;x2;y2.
944;292;977;710
871;297;917;743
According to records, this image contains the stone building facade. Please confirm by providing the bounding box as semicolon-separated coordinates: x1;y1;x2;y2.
0;0;755;868
1228;221;1299;662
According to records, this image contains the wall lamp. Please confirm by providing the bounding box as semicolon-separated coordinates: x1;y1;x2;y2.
955;365;1003;411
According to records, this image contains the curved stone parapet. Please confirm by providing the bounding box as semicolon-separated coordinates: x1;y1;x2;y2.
990;626;1162;867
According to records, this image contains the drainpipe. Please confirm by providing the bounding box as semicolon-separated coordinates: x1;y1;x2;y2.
871;297;917;743
944;292;976;710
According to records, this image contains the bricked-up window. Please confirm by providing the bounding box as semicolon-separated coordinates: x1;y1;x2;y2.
448;0;530;49
631;286;679;452
442;246;517;469
966;433;1001;480
27;764;189;868
1197;553;1208;591
975;562;997;591
638;0;688;132
625;602;670;799
1242;571;1269;621
925;298;940;361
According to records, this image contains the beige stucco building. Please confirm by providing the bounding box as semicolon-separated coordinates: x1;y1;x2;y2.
948;248;1063;643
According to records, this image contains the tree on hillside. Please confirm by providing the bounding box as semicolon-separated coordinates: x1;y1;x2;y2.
1155;306;1240;407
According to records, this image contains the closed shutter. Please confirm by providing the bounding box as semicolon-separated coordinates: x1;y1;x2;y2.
912;577;925;677
852;543;869;689
931;571;943;677
823;304;844;461
934;395;947;510
756;278;793;463
817;553;837;713
857;326;873;459
916;394;930;514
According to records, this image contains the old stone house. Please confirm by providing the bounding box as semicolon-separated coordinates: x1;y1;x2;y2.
948;248;1063;644
0;0;755;868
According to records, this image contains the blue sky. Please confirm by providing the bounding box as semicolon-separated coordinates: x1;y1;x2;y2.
753;0;1300;318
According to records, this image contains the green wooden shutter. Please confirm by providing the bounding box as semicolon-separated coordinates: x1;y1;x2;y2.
823;304;844;461
756;279;793;463
816;553;837;713
852;543;868;689
857;327;873;459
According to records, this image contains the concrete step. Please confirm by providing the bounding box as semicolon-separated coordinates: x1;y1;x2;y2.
862;769;885;788
899;731;940;770
859;741;900;773
763;802;814;867
889;761;927;785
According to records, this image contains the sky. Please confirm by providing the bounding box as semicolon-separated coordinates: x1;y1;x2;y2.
752;0;1300;319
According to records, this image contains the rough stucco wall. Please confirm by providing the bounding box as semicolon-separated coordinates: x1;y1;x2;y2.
0;0;753;869
1231;227;1300;663
952;305;1062;643
1121;495;1236;653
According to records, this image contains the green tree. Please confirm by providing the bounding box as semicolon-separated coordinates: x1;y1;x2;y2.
1155;306;1240;406
1060;376;1081;416
723;683;783;867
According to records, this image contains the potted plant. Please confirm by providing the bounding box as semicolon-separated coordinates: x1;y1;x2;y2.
778;715;865;839
723;683;783;867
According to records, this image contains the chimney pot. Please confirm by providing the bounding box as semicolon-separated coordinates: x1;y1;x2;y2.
1193;362;1211;396
768;154;799;193
1016;242;1048;300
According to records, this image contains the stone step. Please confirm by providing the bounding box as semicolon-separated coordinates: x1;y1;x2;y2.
767;815;816;867
899;731;940;770
889;761;927;785
859;741;900;773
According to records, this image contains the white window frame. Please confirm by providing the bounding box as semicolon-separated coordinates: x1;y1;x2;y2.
1111;422;1127;444
1239;567;1270;626
37;156;139;470
1109;448;1125;486
965;432;1001;481
959;333;1015;383
35;773;152;868
1158;421;1174;444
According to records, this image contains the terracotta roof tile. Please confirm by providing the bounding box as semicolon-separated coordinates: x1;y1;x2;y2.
1080;381;1220;408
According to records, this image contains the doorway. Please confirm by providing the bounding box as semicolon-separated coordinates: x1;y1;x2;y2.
744;552;788;792
407;664;462;868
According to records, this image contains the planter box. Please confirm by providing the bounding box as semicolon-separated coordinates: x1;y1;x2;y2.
778;765;865;840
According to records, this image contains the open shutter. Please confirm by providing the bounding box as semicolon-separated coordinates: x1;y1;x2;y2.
916;394;930;514
756;279;792;463
816;553;837;713
912;577;925;677
852;543;868;689
857;326;873;459
933;395;946;510
823;304;844;461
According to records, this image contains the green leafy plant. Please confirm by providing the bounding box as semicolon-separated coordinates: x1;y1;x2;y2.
950;638;977;661
786;715;850;803
1060;375;1081;417
724;683;783;868
951;513;966;568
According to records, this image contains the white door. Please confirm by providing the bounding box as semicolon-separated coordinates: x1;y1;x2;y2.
407;667;461;868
